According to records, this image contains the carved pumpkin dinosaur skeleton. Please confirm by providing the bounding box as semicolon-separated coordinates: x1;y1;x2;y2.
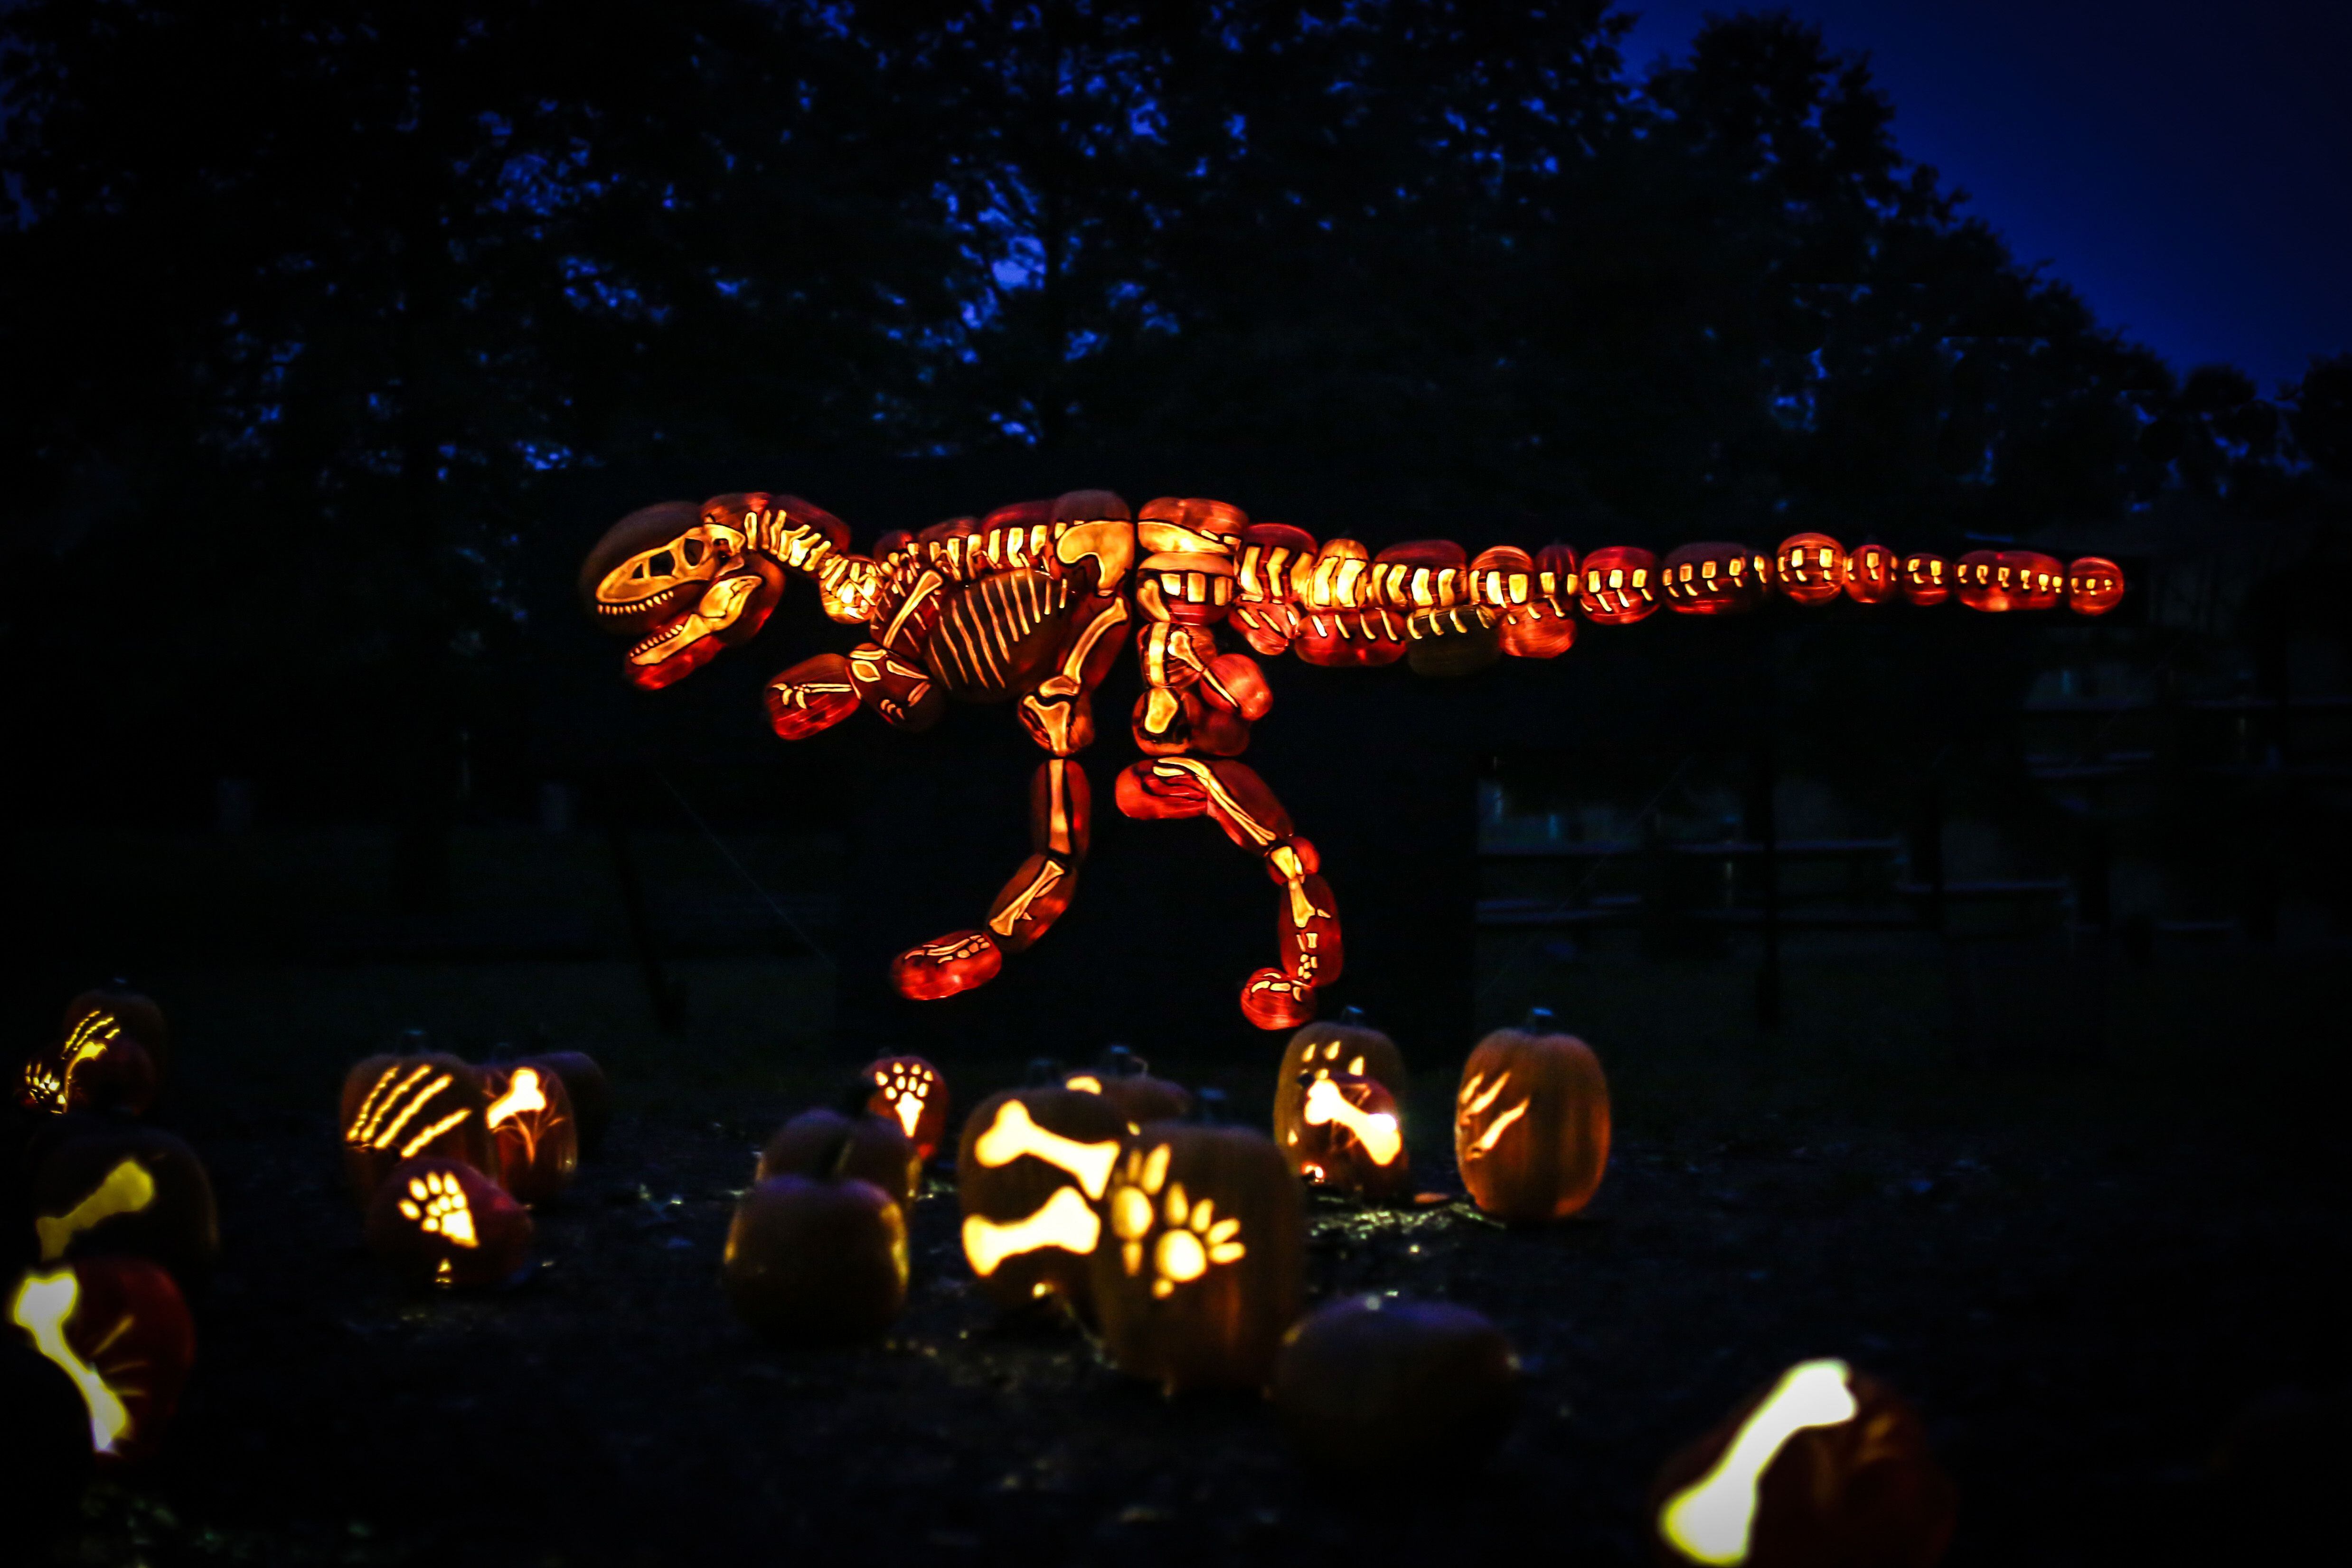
581;490;2122;1031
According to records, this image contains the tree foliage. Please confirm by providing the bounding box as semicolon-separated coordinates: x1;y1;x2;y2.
2;0;2341;820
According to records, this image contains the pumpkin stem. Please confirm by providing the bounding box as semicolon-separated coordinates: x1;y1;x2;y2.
1337;1005;1370;1026
1522;1006;1556;1030
1023;1057;1065;1087
815;1120;858;1179
1100;1044;1147;1078
1193;1086;1228;1125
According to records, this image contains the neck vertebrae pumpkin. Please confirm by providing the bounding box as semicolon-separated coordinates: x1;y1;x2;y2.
1650;1359;1956;1568
1455;1012;1611;1223
583;492;2117;1032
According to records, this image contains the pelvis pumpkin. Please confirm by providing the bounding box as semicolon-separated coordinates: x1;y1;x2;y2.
1455;1014;1611;1223
1650;1359;1955;1568
1089;1125;1304;1393
957;1086;1128;1315
6;1255;195;1465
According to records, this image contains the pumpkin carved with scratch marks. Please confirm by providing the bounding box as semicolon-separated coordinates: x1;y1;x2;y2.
1455;1010;1610;1223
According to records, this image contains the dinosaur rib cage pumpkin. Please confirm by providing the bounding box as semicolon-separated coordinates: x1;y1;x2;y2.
584;496;2124;1032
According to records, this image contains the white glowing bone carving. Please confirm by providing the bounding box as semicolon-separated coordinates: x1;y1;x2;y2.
1659;1358;1859;1565
9;1268;131;1453
485;1066;546;1129
630;573;760;666
1300;1077;1402;1165
972;1099;1120;1199
36;1158;156;1261
962;1184;1101;1275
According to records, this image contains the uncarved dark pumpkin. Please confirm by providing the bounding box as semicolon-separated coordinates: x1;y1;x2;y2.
1273;1295;1519;1474
723;1174;908;1343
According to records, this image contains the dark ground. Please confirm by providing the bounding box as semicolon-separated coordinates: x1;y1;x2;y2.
17;920;2352;1566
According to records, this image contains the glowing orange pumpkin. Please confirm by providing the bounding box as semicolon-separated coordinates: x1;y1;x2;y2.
1089;1125;1304;1392
480;1061;580;1206
861;1055;950;1161
1840;542;1900;605
1274;1008;1407;1175
1899;553;1952;607
956;1085;1128;1315
364;1156;533;1289
1578;545;1661;625
339;1053;496;1206
1661;543;1771;616
1650;1359;1956;1568
1455;1012;1610;1223
1774;534;1845;606
2066;555;2126;616
1955;549;2064;612
6;1255;195;1465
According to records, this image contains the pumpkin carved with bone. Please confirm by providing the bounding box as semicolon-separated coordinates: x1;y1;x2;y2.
957;1084;1128;1315
1650;1358;1955;1568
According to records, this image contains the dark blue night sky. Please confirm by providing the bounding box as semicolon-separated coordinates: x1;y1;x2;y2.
1621;0;2351;393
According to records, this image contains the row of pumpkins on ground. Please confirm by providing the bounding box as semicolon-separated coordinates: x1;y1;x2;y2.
4;988;1956;1567
4;983;215;1517
716;1011;1956;1568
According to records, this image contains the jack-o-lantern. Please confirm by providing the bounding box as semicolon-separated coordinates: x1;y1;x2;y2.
480;1062;579;1207
0;1339;94;1518
761;1104;921;1208
1292;1073;1410;1200
519;1051;610;1155
956;1085;1129;1315
1064;1045;1192;1128
1774;534;1845;606
1275;1008;1408;1173
1955;549;2064;612
1272;1295;1519;1474
31;1127;219;1286
2066;555;2125;616
1660;543;1771;616
1469;544;1578;659
63;984;170;1082
1650;1359;1956;1568
722;1171;908;1343
1231;522;1317;657
1579;545;1661;626
6;1255;195;1465
1455;1011;1610;1223
1295;537;1410;667
1898;553;1951;607
19;1007;157;1117
364;1156;533;1289
1089;1125;1304;1393
339;1053;496;1205
861;1054;950;1161
1840;542;1900;605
